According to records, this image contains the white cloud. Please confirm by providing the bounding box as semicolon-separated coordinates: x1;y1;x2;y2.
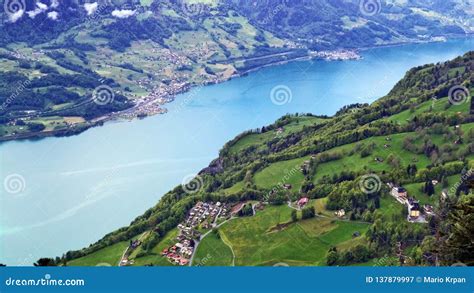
8;9;24;23
84;2;98;16
27;9;42;18
36;1;48;10
47;11;59;20
111;9;135;18
26;2;48;19
50;0;59;8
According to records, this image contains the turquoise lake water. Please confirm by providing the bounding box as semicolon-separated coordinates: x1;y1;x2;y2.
1;38;472;265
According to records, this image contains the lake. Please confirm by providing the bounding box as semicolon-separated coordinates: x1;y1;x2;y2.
1;38;472;265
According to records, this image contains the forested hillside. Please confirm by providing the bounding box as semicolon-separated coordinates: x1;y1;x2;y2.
56;51;473;267
228;0;473;49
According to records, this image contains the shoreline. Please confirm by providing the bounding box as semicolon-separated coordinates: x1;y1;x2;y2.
1;34;471;144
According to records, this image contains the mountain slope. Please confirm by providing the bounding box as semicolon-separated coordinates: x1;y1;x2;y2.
1;0;472;140
227;0;474;49
61;51;474;267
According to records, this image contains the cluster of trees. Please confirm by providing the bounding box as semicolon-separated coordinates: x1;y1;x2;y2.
238;203;254;217
267;191;288;206
301;206;315;219
423;180;435;196
100;9;193;52
236;49;308;73
366;219;428;256
325;181;369;211
0;63;132;123
326;245;372;266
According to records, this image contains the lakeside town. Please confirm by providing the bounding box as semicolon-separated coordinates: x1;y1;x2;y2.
112;48;361;121
0;46;363;142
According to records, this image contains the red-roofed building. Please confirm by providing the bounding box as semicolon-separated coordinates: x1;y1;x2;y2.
297;197;309;208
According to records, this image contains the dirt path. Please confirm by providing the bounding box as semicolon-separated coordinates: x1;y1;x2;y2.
118;232;148;266
219;231;236;266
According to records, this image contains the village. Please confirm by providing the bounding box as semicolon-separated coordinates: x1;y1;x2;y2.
95;47;362;122
310;49;361;61
161;201;232;266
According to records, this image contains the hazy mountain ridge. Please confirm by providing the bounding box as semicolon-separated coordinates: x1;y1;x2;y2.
227;0;473;49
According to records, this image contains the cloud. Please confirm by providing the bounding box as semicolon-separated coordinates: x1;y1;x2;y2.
111;9;135;18
26;9;42;18
26;2;48;19
8;9;24;23
84;2;98;15
36;1;47;10
47;11;58;20
50;0;59;8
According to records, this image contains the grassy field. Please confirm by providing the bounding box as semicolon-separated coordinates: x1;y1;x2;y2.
387;95;471;125
252;123;467;191
229;116;325;154
379;195;404;220
254;156;309;191
404;174;461;206
194;204;370;266
223;181;245;195
192;231;234;266
67;241;129;266
130;229;180;266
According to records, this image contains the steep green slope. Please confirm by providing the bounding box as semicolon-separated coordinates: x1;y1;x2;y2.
62;51;474;267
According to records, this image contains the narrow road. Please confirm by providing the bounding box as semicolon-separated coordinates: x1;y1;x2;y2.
118;232;148;266
287;201;299;210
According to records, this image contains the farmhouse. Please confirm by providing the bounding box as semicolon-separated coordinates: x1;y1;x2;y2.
129;240;141;249
423;205;435;216
389;183;428;223
335;209;345;218
407;198;425;222
283;184;292;190
297;197;309;208
392;187;407;199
